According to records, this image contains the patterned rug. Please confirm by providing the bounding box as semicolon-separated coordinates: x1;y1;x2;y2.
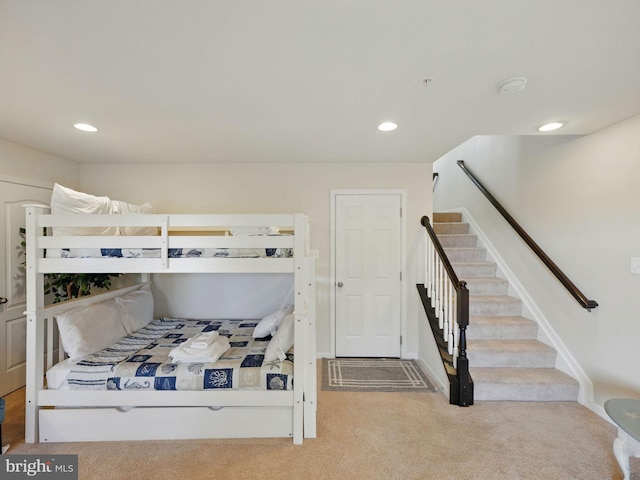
322;358;438;392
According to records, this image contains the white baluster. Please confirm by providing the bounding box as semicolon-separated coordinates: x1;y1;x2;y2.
427;239;435;305
451;291;458;365
441;263;447;320
436;259;443;329
434;257;439;312
425;236;430;293
447;283;454;355
453;322;460;360
446;281;453;343
442;265;449;340
452;343;459;369
441;278;447;328
427;239;432;301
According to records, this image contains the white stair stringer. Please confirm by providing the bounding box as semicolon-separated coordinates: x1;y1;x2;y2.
432;211;582;403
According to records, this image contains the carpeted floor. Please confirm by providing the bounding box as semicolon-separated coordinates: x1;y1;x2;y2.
1;363;638;480
322;358;438;392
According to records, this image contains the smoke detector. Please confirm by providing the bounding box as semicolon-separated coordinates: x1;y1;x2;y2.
498;77;527;95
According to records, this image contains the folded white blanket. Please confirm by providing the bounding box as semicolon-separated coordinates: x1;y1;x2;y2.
189;331;219;349
169;336;230;364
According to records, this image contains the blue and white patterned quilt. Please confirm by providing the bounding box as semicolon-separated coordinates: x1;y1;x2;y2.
57;318;293;391
53;247;292;259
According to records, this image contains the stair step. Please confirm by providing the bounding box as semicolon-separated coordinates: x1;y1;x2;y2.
444;247;486;262
438;234;478;248
471;367;579;401
465;277;509;295
437;233;478;248
467;340;556;367
468;316;538;340
433;222;469;235
451;261;497;277
433;212;462;223
469;295;522;316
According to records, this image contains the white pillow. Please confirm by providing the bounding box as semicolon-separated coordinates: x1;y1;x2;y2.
56;299;128;360
51;184;157;237
50;183;118;236
114;286;155;334
264;313;294;362
111;200;157;236
253;304;293;338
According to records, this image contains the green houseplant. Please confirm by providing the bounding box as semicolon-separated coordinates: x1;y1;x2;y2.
45;272;121;303
20;227;121;303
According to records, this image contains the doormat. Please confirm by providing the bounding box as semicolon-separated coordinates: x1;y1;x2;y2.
322;358;438;392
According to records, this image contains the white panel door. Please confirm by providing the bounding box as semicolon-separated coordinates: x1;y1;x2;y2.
335;194;401;357
0;181;52;396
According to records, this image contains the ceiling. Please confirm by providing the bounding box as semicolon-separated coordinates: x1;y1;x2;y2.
1;1;639;165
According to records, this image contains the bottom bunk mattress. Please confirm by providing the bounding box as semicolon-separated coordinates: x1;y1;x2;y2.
46;318;294;391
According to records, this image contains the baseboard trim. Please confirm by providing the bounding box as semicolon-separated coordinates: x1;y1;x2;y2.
415;356;448;397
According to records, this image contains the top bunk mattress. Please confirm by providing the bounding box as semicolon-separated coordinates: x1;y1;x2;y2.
46;317;294;392
33;185;303;263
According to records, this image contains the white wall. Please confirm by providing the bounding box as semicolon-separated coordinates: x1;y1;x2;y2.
433;114;640;406
0;139;79;187
80;162;432;356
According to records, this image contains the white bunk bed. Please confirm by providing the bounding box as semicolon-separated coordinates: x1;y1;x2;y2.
24;205;316;445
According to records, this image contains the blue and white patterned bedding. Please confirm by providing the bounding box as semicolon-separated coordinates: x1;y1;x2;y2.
49;318;293;391
52;247;292;259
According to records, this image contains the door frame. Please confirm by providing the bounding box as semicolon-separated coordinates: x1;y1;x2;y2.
0;176;54;396
329;189;407;359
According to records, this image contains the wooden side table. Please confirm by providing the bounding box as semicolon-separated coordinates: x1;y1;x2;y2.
605;398;640;480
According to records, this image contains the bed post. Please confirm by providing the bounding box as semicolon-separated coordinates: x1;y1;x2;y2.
303;255;317;438
24;205;47;443
292;214;307;444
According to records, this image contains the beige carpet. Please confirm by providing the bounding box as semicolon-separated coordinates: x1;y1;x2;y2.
2;366;638;480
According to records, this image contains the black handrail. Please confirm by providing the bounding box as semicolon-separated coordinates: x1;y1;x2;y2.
457;160;598;311
421;216;462;289
420;215;473;406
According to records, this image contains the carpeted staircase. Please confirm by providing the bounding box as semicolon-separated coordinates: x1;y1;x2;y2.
432;212;579;402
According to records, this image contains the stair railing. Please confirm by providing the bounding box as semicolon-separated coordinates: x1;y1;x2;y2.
420;215;473;406
457;160;598;311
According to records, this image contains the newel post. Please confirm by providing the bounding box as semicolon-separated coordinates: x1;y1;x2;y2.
456;281;474;406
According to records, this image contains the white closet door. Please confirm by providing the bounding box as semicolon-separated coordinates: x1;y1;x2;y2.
0;181;52;396
335;193;402;358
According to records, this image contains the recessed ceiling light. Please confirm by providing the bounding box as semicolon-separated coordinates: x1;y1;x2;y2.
378;121;398;132
74;123;98;132
538;122;565;132
498;77;527;95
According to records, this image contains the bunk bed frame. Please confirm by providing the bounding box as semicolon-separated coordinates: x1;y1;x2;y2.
24;205;316;444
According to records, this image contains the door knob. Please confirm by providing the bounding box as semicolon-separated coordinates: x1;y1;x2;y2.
0;297;7;304
337;282;343;288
